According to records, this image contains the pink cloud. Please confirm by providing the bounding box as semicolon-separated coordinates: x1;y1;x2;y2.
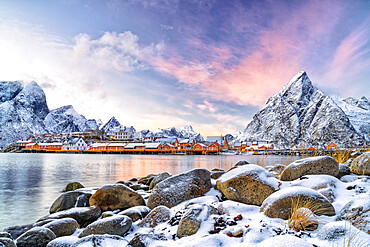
147;1;344;107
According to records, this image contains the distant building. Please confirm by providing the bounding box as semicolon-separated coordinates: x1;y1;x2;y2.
62;137;88;151
113;126;136;141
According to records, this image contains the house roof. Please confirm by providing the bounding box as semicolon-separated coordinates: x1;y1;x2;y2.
124;143;146;149
107;143;126;147
156;138;177;143
145;143;161;149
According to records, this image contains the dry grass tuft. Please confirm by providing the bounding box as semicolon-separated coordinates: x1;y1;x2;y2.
288;197;326;232
330;150;351;164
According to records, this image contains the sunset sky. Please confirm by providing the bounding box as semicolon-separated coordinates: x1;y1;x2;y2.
0;0;369;136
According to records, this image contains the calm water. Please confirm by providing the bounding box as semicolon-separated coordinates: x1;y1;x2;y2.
0;153;296;230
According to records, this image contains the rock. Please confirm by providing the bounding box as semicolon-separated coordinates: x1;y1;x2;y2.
138;174;155;186
147;168;211;209
101;211;115;218
130;184;149;191
0;232;12;239
89;184;145;211
260;186;335;220
177;204;215;238
0;238;16;247
15;227;56;247
49;191;91;214
118;206;151;222
64;182;84;192
79;215;132;238
350;152;370;175
280;156;339;181
290;175;343;203
5;220;54;240
40;206;101;227
216;165;279;206
138;206;172;228
234;160;249;167
46;236;79;247
210;171;225;179
337;163;351;178
345;158;354;167
317;221;370;243
129;178;138;182
336;197;370;233
127;233;167;247
71;235;128;247
149;172;171;190
43;218;79;237
75;193;92;208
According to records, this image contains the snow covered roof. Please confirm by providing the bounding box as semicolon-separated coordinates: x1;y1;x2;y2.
145;143;161;149
39;143;63;146
206;136;224;143
90;143;109;147
156;138;177;143
124;143;145;149
107;143;126;147
179;139;190;144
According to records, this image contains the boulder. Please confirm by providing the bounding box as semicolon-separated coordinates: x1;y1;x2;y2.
118;206;151;222
127;233;167;247
138;174;155;186
79;215;132;238
46;236;79;247
49;191;91;214
147;168;211;209
130;184;149;191
350;152;370;175
43;218;79;237
138;206;172;228
216;165;279;206
177;204;215;238
280;156;339;181
40;206;101;227
336;197;370;234
210;171;225;179
64;182;84;192
0;232;12;239
89;184;145;211
260;186;335;220
290;175;343;203
317;221;370;243
5;220;55;240
149;172;171;190
15;227;56;247
71;235;127;247
101;211;115;218
337;163;351;178
0;238;16;247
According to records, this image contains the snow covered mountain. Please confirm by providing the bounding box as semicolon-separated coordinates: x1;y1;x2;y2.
100;116;121;135
0;81;49;148
141;125;204;141
44;105;101;133
0;81;101;148
334;96;370;142
236;71;365;148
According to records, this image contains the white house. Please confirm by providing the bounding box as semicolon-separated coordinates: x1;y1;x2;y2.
62;137;88;151
113;126;136;141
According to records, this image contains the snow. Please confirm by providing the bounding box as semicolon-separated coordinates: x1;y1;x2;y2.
217;164;279;189
47;236;79;246
256;235;313;247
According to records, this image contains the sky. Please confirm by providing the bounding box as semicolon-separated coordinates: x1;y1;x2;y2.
0;0;369;137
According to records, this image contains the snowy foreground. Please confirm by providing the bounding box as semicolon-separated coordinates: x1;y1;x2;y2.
1;154;370;247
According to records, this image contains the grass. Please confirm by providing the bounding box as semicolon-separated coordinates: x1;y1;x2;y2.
287;196;327;232
330;150;351;164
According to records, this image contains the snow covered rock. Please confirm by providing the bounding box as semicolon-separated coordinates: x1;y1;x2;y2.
147;169;211;209
15;227;56;247
0;238;16;247
127;233;167;247
0;233;12;239
337;163;351;178
177;204;216;238
78;215;132;238
117;205;151;222
0;81;23;104
216;165;279;206
317;221;370;244
43;218;79;237
99;116;121;135
137;206;172;228
71;235;127;247
41;206;101;227
350;151;370;175
260;186;335;220
280;156;339;181
46;236;79;247
236;71;364;148
149;172;171;190
336;197;370;234
49;191;91;214
256;235;313;247
89;184;145;211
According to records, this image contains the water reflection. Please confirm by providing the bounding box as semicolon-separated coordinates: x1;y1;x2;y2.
0;153;297;230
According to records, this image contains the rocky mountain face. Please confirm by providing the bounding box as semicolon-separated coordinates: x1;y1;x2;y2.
100;116;121;135
0;81;100;148
44;105;102;133
140;125;204;141
236;72;365;148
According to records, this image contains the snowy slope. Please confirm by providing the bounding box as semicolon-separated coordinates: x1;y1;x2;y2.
100;116;121;135
334;96;370;141
145;125;204;141
236;72;364;148
0;81;49;147
44;105;100;133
